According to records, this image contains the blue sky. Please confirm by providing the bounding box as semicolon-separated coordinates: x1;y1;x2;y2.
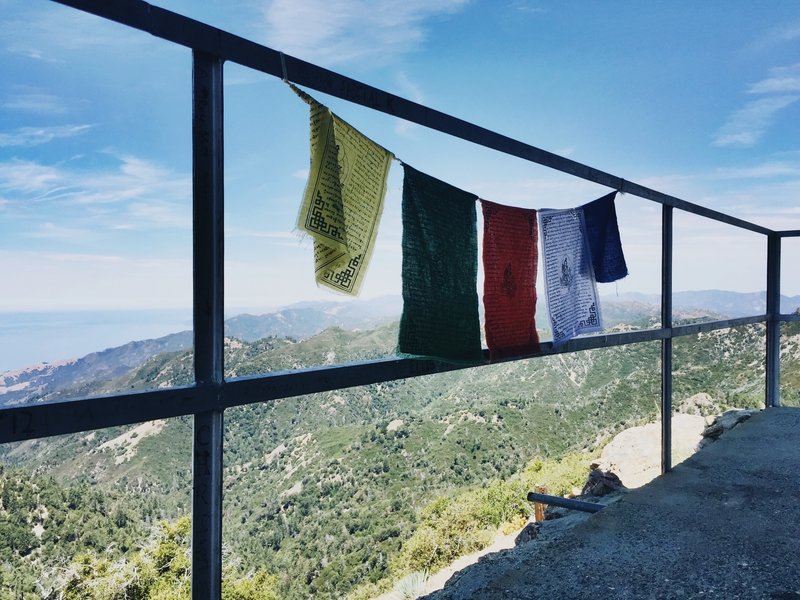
1;0;799;313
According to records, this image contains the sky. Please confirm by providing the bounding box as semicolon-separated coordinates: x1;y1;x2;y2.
1;0;799;316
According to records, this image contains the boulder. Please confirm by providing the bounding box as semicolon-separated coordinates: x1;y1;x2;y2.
699;409;758;449
678;392;720;417
595;414;706;488
580;468;624;497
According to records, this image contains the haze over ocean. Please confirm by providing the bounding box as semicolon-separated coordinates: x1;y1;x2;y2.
0;309;192;373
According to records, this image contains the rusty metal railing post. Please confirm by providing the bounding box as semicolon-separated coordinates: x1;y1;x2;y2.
192;50;225;600
766;234;781;408
661;205;673;474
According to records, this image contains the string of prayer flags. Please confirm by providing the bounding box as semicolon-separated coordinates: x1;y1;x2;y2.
582;192;628;283
398;165;482;362
539;207;603;346
293;85;393;295
481;200;540;360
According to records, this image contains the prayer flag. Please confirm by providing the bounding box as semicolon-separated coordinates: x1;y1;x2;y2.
539;207;603;346
399;165;482;362
481;200;540;360
582;191;628;283
294;86;392;295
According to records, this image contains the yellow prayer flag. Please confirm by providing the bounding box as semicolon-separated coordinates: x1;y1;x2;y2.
293;86;393;295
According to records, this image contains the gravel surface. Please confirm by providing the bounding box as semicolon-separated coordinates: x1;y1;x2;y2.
423;408;800;600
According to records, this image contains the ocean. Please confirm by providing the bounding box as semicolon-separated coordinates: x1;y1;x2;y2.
0;309;193;374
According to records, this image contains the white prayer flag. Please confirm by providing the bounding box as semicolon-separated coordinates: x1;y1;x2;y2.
539;207;603;346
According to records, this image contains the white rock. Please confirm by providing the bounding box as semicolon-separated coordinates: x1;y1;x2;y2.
597;414;706;488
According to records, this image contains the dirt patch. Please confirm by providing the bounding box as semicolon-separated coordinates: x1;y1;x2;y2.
94;420;167;465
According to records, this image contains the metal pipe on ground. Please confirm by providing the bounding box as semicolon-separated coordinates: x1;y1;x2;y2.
526;492;605;514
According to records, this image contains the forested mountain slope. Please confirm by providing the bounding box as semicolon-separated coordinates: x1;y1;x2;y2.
3;317;795;598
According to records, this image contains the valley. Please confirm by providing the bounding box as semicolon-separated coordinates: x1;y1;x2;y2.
0;293;798;598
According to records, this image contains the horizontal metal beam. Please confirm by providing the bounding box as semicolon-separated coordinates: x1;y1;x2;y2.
0;386;212;444
0;314;770;445
671;315;766;337
223;328;673;408
49;0;773;237
224;356;465;406
778;230;800;237
781;313;800;322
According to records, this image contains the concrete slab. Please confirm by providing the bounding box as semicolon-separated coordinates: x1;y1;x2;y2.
424;407;800;600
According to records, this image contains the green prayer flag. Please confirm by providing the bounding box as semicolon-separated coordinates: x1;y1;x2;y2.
293;85;392;295
398;165;482;362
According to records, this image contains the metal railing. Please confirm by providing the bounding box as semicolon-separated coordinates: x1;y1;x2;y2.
0;1;795;597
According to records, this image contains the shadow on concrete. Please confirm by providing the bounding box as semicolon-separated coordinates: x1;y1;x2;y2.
423;407;800;600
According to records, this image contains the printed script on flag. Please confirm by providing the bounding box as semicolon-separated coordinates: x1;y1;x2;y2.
539;207;603;346
294;86;392;295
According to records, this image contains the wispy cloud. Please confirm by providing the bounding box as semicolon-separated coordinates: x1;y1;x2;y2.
507;1;546;14
126;200;190;229
646;159;800;184
24;222;94;242
749;21;800;51
6;47;53;62
747;63;800;94
393;71;425;137
712;95;798;147
262;0;468;66
769;22;800;43
0;124;91;147
710;160;800;179
637;161;800;232
0;250;191;310
715;35;800;148
0;160;63;195
2;92;68;114
226;226;298;241
465;175;605;208
0;154;190;230
59;155;189;213
395;71;424;103
1;4;146;62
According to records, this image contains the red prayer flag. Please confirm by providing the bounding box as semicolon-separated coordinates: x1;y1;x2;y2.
481;200;540;360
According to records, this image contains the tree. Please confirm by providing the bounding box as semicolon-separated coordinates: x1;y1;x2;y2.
57;516;279;600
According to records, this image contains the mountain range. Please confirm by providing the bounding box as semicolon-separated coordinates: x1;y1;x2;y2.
225;295;403;341
607;289;800;317
2;290;798;598
2;289;792;408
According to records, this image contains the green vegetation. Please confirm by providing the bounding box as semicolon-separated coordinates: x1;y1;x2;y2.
347;451;594;599
1;319;797;599
780;320;800;407
0;465;146;599
59;517;279;600
391;452;591;575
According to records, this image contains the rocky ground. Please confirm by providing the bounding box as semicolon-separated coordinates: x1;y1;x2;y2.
382;408;759;600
